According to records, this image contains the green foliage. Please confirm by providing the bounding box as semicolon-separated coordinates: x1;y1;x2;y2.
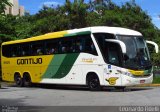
153;77;160;84
0;0;160;66
63;0;89;28
0;0;12;14
0;15;17;43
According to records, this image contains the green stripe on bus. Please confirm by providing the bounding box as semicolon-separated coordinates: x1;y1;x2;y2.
52;53;79;78
64;33;77;37
64;31;91;37
42;54;67;78
76;31;91;35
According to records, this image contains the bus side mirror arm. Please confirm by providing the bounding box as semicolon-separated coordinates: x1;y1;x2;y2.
146;41;159;53
105;39;127;54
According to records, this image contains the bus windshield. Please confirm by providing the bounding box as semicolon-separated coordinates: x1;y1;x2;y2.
117;35;151;70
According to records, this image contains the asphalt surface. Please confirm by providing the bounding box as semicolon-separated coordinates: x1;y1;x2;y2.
0;82;160;112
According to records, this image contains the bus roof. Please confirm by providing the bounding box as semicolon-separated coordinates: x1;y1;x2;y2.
2;26;142;45
68;26;142;36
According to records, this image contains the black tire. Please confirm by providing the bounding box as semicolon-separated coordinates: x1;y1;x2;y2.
23;73;32;87
115;86;126;90
14;74;24;87
87;75;101;91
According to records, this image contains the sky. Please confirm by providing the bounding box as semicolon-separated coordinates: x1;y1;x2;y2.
19;0;160;29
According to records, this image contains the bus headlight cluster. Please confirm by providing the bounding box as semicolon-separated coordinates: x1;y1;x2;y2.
124;72;134;77
117;70;134;77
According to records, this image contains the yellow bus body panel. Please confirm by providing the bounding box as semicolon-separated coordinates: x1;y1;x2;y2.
2;31;67;45
2;55;54;83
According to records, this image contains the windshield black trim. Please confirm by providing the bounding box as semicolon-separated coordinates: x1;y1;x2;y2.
115;34;143;38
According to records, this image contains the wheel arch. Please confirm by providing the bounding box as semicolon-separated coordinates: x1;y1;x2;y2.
86;72;101;85
23;72;32;82
14;72;21;79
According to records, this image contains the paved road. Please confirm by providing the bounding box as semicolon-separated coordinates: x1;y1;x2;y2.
1;83;160;112
0;83;160;107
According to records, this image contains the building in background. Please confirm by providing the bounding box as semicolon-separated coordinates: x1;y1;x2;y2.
5;0;25;16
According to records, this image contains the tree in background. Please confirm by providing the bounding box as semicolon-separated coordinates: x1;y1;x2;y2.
0;0;12;15
63;0;88;28
0;0;13;44
0;0;160;65
0;0;12;79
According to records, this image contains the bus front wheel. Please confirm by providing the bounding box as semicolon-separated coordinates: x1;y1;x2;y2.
87;74;101;91
14;74;24;87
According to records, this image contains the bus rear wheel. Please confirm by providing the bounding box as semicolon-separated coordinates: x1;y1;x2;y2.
14;74;24;87
87;75;101;91
23;73;32;87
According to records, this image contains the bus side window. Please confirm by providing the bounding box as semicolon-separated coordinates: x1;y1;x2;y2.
31;41;44;56
59;38;75;54
65;38;75;53
61;40;66;53
75;38;84;52
20;43;30;56
2;44;20;57
2;45;11;57
83;36;97;55
37;48;43;55
11;45;20;57
46;39;58;55
107;42;121;66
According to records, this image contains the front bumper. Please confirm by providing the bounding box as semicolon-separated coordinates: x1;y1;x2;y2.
121;74;153;86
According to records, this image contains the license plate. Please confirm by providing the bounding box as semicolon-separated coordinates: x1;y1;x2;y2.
140;80;145;83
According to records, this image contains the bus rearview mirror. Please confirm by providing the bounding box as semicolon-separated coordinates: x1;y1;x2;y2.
146;41;159;53
105;39;127;54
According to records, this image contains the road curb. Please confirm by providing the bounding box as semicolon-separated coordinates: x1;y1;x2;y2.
135;84;160;87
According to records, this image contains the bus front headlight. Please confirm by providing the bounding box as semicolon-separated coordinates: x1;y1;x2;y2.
117;70;134;77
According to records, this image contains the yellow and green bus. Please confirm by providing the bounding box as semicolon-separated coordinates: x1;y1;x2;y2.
1;26;159;91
